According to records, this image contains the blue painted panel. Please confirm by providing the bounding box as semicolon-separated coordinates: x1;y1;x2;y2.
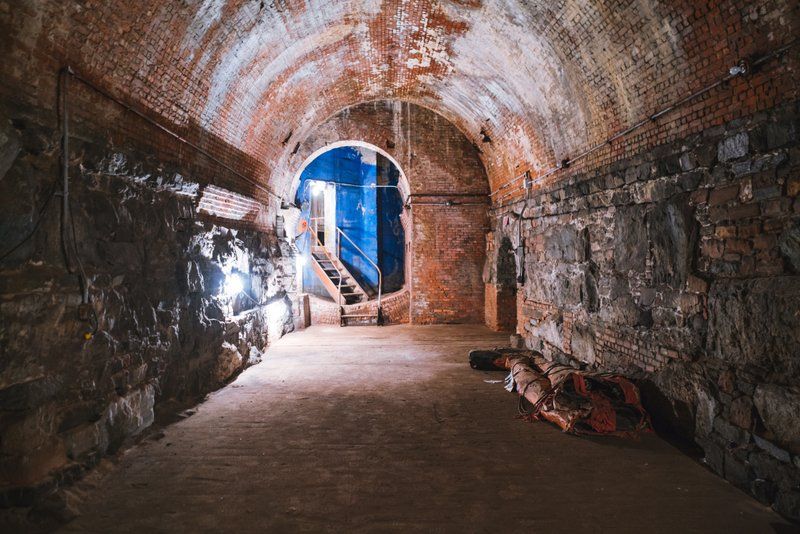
377;154;404;293
295;147;404;300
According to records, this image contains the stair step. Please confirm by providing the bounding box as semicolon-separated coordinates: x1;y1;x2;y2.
341;314;376;318
309;249;369;305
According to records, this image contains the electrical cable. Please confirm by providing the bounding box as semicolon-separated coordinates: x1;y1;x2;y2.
59;68;73;277
1;68;93;342
0;71;68;264
57;67;90;304
0;180;59;263
68;193;90;303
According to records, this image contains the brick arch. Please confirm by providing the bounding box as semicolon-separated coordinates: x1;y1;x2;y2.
288;140;412;203
288;100;488;197
7;0;794;204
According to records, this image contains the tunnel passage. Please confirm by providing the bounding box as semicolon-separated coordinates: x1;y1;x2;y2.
0;0;799;527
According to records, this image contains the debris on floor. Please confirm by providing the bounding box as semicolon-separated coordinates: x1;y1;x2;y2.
470;348;650;436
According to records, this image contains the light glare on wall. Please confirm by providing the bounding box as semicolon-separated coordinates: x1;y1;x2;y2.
266;300;287;321
224;273;244;298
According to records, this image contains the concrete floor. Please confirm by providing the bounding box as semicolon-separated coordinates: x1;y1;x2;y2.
62;325;790;533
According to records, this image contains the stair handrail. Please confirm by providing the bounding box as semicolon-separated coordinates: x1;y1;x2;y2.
310;217;342;307
336;227;382;309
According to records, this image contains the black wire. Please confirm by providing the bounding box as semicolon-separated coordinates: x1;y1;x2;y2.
0;69;66;263
1;67;91;313
68;192;89;300
0;181;59;264
88;307;99;336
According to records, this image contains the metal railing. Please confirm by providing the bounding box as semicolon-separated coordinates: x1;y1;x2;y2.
336;227;382;309
306;216;384;319
309;217;343;306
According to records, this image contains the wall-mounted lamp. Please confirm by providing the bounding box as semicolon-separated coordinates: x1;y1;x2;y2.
729;59;750;77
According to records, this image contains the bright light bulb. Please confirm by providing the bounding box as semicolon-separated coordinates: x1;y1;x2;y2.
310;180;325;197
224;273;244;297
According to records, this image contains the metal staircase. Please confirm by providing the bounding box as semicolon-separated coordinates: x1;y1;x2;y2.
308;218;383;326
310;247;368;305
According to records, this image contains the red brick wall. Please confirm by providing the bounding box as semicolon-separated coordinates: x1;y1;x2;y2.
492;6;800;205
309;289;410;326
409;203;487;324
484;283;516;332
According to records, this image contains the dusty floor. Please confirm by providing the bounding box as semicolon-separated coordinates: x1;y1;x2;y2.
61;325;790;533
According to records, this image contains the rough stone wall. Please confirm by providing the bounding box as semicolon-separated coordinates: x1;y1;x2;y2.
0;90;294;500
295;101;489;324
488;100;800;519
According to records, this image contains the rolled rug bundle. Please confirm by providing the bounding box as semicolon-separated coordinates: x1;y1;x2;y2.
470;349;650;436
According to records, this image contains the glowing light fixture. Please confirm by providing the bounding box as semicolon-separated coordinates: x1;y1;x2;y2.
309;180;326;197
223;272;244;298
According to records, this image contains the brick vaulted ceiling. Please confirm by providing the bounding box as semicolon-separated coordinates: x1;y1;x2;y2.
5;0;799;198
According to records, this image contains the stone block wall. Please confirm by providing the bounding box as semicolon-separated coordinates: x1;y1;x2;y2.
488;100;800;519
0;87;294;499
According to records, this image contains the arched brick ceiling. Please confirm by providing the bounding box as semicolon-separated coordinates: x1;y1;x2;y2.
16;0;799;197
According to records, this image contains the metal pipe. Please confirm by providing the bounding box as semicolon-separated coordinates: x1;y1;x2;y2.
409;192;488;198
60;68;70;272
339;183;401;189
64;67;281;202
59;67;90;304
489;39;797;204
409;201;487;206
305;179;402;190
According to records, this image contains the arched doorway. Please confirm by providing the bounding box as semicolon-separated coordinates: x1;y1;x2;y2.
286;101;490;326
290;144;408;323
